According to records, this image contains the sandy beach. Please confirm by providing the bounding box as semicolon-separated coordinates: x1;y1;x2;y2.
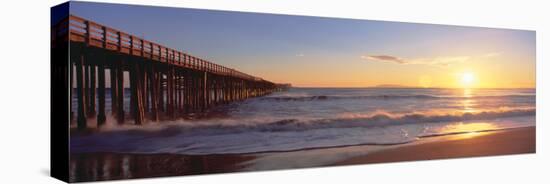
335;127;535;165
69;127;535;182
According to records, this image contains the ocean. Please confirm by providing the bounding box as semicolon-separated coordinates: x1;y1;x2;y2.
71;88;536;155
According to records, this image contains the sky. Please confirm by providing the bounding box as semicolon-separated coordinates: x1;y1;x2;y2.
70;1;536;88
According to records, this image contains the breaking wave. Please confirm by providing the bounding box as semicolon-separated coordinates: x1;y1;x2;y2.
90;108;535;136
218;108;535;133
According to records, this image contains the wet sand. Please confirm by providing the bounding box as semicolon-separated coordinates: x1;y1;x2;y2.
69;127;535;182
69;152;256;182
335;127;535;165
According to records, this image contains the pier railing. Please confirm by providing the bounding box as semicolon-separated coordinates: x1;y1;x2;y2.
58;15;264;82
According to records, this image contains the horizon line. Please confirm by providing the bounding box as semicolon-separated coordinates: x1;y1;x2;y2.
288;86;536;89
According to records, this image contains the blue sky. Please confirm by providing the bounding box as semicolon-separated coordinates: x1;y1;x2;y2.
70;1;535;88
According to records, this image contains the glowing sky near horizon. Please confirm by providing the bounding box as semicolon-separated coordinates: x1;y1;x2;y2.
70;2;535;88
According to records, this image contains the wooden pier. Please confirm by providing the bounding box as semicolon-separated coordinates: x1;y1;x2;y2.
52;15;279;130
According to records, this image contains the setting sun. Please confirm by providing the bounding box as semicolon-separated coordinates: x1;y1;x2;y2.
460;72;475;87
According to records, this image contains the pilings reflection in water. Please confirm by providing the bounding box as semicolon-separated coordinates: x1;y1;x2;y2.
69;153;255;182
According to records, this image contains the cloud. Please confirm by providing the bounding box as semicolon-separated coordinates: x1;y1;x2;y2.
361;55;406;64
361;52;499;67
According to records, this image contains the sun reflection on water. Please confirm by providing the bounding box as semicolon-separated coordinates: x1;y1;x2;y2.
462;88;473;98
461;99;476;113
456;131;481;139
460;88;478;113
439;122;498;133
437;122;499;139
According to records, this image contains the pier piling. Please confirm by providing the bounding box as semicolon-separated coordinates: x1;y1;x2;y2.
56;15;280;130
